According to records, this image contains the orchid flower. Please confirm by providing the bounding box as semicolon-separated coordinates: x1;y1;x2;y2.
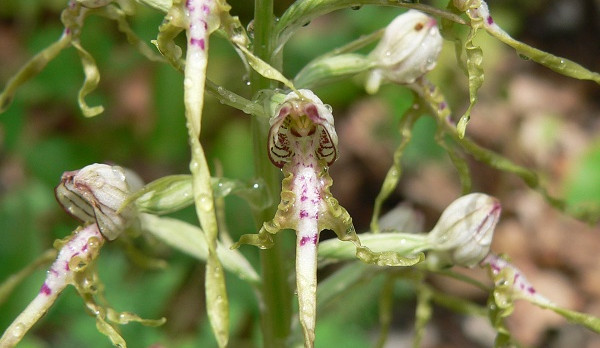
233;89;423;347
1;164;162;347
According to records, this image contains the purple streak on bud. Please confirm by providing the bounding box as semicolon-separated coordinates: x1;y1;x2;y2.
428;193;501;268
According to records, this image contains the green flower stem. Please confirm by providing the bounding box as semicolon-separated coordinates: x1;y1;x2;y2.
205;79;266;117
275;0;466;55
251;0;294;346
318;232;429;261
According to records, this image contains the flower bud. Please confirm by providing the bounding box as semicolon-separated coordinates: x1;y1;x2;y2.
366;10;443;93
55;163;144;240
426;193;501;268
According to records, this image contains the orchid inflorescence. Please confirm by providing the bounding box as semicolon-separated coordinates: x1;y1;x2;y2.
1;0;600;347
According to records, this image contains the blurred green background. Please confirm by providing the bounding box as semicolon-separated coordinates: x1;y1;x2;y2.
1;0;599;347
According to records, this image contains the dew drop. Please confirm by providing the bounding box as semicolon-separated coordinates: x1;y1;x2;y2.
518;54;530;61
69;255;89;272
242;74;250;86
87;236;101;250
198;193;214;212
12;323;25;338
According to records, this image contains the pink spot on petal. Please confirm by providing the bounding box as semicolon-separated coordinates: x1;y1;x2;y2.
190;38;205;50
186;0;194;11
299;236;311;246
299;234;319;246
527;286;536;294
299;210;309;218
40;283;52;295
487;16;494;25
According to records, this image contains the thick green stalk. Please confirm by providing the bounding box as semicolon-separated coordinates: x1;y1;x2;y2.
251;1;293;347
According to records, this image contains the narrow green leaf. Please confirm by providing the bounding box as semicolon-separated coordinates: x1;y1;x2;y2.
140;214;260;284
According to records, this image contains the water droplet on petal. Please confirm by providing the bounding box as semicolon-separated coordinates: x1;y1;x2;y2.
12;323;25;337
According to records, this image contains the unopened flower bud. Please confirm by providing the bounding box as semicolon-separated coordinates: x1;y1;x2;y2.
366;10;443;93
55;163;144;240
427;193;501;268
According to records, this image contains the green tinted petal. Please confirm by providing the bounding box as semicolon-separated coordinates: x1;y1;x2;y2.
152;3;186;71
355;246;425;267
236;44;297;92
318;233;429;261
72;41;104;117
457;28;484;138
106;308;166;326
95;315;128;348
206;254;229;347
